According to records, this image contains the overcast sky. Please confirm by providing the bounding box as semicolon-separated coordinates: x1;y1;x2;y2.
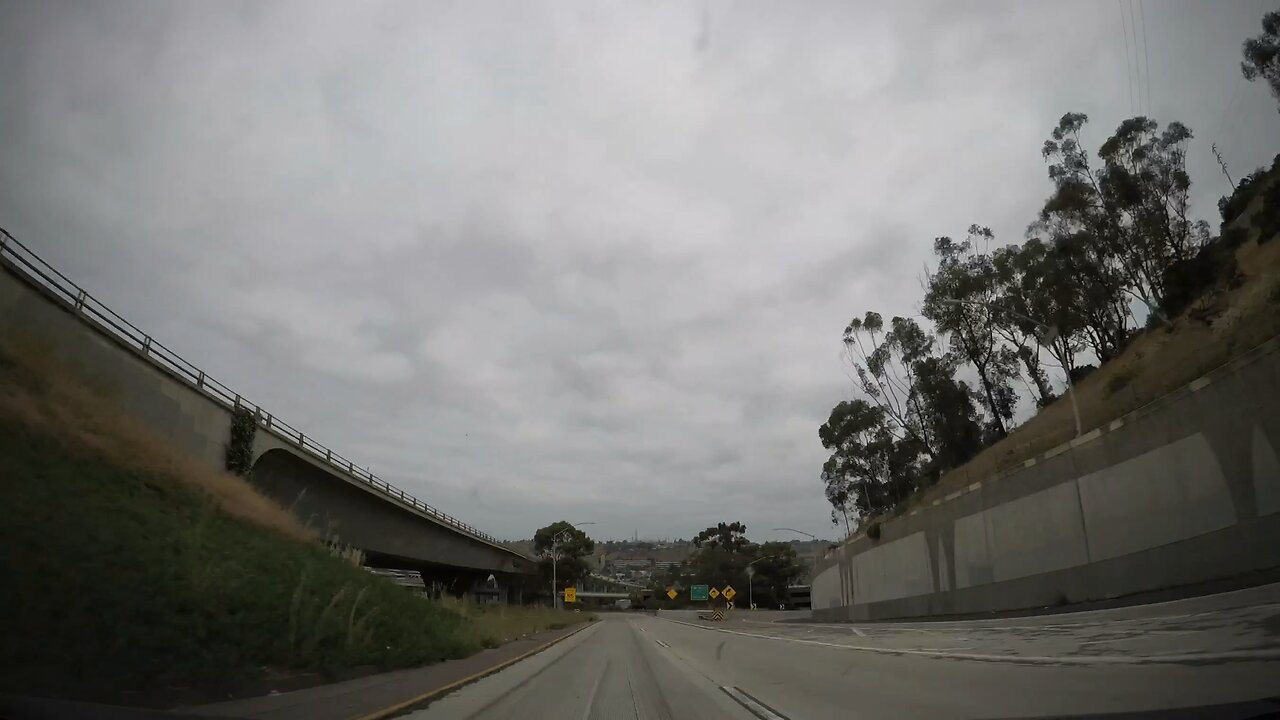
2;1;1278;542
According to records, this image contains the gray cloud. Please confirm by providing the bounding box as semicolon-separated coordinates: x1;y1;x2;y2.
2;0;1278;542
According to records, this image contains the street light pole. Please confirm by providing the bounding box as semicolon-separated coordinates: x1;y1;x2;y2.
746;555;775;610
938;298;1082;437
549;521;594;610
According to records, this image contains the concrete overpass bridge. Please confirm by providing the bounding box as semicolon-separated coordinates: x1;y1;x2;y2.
0;229;535;600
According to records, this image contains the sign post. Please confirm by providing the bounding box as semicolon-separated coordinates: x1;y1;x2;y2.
563;587;576;604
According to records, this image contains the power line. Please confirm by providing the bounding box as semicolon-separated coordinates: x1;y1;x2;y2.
1138;0;1153;116
1131;0;1141;114
1212;0;1252;148
1118;0;1136;115
1126;0;1144;115
1217;81;1247;160
1214;38;1246;156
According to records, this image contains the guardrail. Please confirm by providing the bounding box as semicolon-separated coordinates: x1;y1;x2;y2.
0;227;504;548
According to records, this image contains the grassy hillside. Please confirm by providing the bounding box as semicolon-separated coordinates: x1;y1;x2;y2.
0;342;579;703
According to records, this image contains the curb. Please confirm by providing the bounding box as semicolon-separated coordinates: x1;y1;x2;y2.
351;620;597;720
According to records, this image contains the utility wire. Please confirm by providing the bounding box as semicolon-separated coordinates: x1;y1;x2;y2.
1138;0;1153;116
1119;0;1136;115
1126;0;1144;115
1215;60;1245;158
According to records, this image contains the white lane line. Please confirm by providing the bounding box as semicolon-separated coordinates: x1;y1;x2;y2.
639;627;648;633
850;626;867;637
721;686;788;720
655;616;1280;665
654;638;671;648
579;660;608;720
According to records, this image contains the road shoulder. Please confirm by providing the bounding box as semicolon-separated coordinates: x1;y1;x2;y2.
186;620;595;720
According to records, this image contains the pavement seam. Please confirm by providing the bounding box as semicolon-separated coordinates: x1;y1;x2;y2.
350;620;597;720
654;616;1280;666
721;686;789;720
579;657;609;720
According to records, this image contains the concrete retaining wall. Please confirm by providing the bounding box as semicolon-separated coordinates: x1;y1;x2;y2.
811;335;1280;621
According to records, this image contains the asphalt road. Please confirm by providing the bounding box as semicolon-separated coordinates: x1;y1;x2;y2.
408;615;758;720
410;586;1280;719
671;581;1280;663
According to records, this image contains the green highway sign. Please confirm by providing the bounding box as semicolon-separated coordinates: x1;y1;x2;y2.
690;584;709;601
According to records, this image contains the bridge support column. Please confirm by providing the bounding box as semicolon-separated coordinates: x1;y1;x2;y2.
419;571;475;601
417;569;536;606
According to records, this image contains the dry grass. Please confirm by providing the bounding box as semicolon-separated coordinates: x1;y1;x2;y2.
0;338;314;543
908;217;1280;511
441;598;592;649
1;347;483;697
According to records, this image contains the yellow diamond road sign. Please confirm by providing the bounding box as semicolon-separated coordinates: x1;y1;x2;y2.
709;587;720;599
666;588;678;600
563;587;576;603
722;586;736;601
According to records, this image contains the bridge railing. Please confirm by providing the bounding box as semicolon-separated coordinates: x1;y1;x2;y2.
0;227;501;547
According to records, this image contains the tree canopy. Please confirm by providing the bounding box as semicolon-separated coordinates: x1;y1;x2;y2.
533;520;596;590
659;522;807;609
1242;11;1280;111
820;100;1254;530
692;521;749;552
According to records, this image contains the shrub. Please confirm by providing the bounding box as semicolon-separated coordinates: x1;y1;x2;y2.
866;521;882;541
1255;179;1280;243
1160;241;1241;321
1219;168;1267;224
224;407;257;476
1068;364;1097;385
1221;225;1250;249
1105;366;1137;396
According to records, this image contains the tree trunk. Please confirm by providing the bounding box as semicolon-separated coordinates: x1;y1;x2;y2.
1019;347;1055;405
958;323;1007;437
976;366;1008;437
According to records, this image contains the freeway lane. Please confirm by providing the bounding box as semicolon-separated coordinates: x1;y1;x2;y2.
408;615;757;719
409;594;1280;719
